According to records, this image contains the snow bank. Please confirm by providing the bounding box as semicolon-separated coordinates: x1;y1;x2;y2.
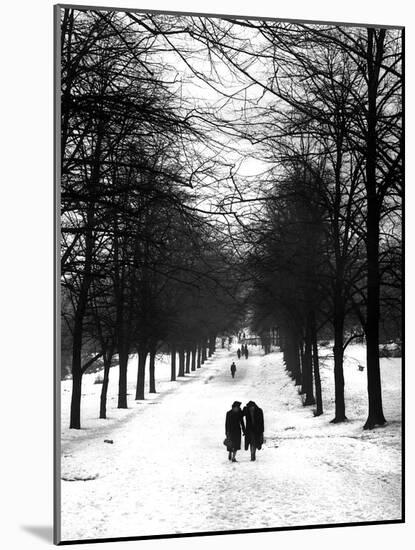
60;344;402;542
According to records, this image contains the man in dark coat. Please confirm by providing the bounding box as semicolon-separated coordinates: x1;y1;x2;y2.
243;401;264;461
225;401;246;462
230;362;237;378
237;348;241;360
245;346;249;359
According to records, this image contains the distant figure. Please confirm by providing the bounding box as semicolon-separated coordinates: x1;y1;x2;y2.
230;362;237;378
225;401;246;462
243;401;264;461
245;346;249;360
241;343;245;355
237;348;241;359
228;336;233;345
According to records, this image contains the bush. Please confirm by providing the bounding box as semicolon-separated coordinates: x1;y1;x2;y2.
319;340;330;347
379;342;402;358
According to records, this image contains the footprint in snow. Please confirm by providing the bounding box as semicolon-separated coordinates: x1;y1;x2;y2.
62;473;99;482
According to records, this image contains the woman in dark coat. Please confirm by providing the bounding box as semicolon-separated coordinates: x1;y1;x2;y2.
225;401;246;462
243;401;264;461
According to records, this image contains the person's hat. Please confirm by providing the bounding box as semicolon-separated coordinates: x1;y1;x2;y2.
246;400;256;407
232;401;242;407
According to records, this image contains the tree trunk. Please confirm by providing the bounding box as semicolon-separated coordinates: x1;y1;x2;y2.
331;289;347;422
117;346;128;409
70;365;82;429
208;334;216;356
364;214;385;428
178;347;185;376
185;349;191;374
69;223;94;429
191;345;196;371
285;339;294;378
297;339;305;392
363;28;386;430
136;348;148;400
171;344;176;381
197;344;201;368
99;353;112;419
282;333;291;373
201;341;207;363
69;108;103;427
311;312;323;416
292;337;302;386
149;348;156;393
302;323;315;406
332;349;346;424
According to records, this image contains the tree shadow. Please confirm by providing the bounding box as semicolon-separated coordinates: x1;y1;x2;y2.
21;525;53;543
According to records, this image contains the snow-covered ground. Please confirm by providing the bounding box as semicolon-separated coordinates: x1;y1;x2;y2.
60;343;402;542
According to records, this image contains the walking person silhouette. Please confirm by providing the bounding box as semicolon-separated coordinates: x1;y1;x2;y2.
243;401;264;461
225;401;245;462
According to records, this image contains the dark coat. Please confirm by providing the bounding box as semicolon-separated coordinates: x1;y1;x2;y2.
243;405;264;450
225;409;246;451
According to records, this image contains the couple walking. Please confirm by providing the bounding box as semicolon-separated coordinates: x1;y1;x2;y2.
236;345;249;360
225;400;264;462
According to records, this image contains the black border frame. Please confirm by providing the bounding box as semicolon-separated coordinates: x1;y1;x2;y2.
53;3;405;545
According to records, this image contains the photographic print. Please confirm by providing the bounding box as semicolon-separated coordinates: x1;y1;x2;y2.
55;4;403;544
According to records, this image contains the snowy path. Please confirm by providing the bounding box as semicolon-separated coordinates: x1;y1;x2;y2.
61;347;402;541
